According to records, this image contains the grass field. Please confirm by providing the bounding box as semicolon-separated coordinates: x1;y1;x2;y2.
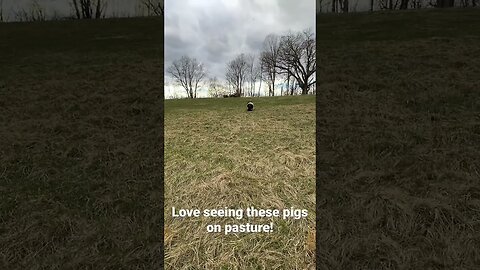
317;8;480;269
0;18;163;269
2;7;480;270
164;96;316;269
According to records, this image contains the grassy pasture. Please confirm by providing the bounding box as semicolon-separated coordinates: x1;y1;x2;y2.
164;96;316;269
1;6;480;270
317;8;480;269
1;18;163;269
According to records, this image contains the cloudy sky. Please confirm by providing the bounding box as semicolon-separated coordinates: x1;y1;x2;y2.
164;0;316;98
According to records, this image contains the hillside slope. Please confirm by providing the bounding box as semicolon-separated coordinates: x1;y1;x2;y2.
0;18;164;269
164;95;316;269
317;8;480;269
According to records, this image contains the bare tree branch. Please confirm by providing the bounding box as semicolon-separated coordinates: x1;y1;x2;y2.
260;34;280;96
142;0;164;16
13;0;45;22
70;0;107;19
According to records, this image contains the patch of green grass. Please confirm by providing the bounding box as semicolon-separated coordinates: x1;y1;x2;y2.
164;96;316;269
0;18;163;269
318;8;480;269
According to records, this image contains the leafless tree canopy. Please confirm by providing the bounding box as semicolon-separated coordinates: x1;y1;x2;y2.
276;29;316;95
168;30;315;99
142;0;164;16
260;34;280;96
70;0;107;19
317;0;476;12
13;0;46;22
208;77;225;98
226;53;249;97
245;54;261;97
167;56;207;99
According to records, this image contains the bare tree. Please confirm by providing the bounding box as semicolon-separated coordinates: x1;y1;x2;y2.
330;0;348;12
434;0;454;7
245;54;261;97
352;0;360;12
260;34;280;96
317;0;323;13
141;0;164;16
0;0;3;22
226;53;248;97
167;56;207;99
378;0;401;9
70;0;107;19
400;0;410;8
31;0;46;21
246;54;254;97
289;79;298;95
410;0;423;8
283;63;294;95
459;0;476;6
276;29;316;95
208;77;224;98
13;8;29;22
257;61;263;97
340;0;349;12
13;0;45;22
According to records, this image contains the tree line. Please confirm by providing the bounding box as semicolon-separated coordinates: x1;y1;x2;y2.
317;0;478;13
0;0;163;22
167;29;316;99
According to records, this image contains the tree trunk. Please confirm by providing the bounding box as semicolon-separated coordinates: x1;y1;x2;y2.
258;76;262;97
301;83;309;95
72;0;81;18
343;0;349;12
286;75;290;96
271;73;275;96
94;0;102;18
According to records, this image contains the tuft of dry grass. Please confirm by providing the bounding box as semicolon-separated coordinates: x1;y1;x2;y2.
164;96;316;269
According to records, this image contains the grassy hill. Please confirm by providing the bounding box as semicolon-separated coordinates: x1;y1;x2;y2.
317;8;480;269
1;7;480;270
0;18;163;269
164;96;316;269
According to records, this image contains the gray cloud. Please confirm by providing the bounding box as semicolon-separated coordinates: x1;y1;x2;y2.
164;0;316;83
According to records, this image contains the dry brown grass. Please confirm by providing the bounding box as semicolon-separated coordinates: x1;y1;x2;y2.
317;9;480;269
164;96;316;269
0;18;163;269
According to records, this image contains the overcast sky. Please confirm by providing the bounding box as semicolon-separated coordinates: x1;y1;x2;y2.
164;0;316;98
